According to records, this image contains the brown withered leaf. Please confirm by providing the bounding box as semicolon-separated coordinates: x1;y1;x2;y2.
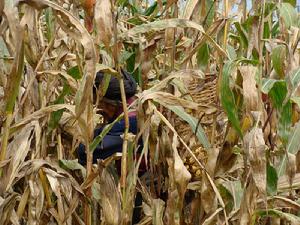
201;148;219;214
182;0;199;20
173;134;192;200
239;65;260;112
28;176;45;223
142;198;165;225
94;0;113;49
98;164;121;225
202;208;223;225
239;181;258;225
0;193;19;225
140;91;198;110
164;134;191;224
286;153;297;189
243;127;266;194
201;175;218;215
0;123;33;194
247;16;259;59
243;127;267;198
20;0;97;129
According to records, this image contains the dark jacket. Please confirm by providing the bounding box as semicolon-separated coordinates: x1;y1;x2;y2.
77;116;138;165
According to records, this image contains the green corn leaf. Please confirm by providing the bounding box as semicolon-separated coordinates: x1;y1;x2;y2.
102;73;111;97
5;39;24;113
89;113;124;153
278;121;300;176
202;0;215;27
268;81;292;143
218;184;234;212
261;78;281;94
263;21;271;39
121;18;204;38
227;45;237;60
266;162;278;196
278;2;299;29
234;22;248;48
163;104;211;149
45;8;55;42
278;101;292;143
288;68;300;96
143;1;158;16
48;83;71;131
283;0;296;7
271;21;280;37
59;159;86;177
268;81;288;109
220;61;242;137
67;65;82;80
120;50;135;68
290;68;300;87
196;43;209;71
271;45;286;79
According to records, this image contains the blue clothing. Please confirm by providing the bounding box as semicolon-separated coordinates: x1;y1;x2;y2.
77;116;138;165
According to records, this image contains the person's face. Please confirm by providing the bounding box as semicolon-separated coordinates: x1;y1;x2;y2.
98;100;119;121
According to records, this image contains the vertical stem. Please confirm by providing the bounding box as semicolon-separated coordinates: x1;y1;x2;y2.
84;86;94;225
258;0;265;114
243;0;247;22
57;131;63;160
110;0;129;191
120;78;129;189
171;2;178;71
0;113;13;161
0;30;24;174
223;0;229;47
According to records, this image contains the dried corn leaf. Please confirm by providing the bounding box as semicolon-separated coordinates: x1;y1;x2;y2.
98;165;121;225
239;65;259;112
140;91;198;109
0;193;18;225
243;127;266;194
0;123;33;194
94;0;113;49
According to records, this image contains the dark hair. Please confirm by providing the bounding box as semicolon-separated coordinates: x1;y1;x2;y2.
94;69;137;101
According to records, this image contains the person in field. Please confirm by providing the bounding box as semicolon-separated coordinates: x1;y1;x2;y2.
77;69;139;165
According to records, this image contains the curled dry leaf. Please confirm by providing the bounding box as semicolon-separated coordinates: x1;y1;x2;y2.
201;148;219;214
20;0;97;128
98;165;121;225
239;181;258;225
142;198;165;225
243;127;266;195
140;91;198;110
286;153;297;188
28;176;45;224
0;123;33;194
0;193;18;225
239;65;260;112
94;0;113;49
164;132;191;225
173;134;192;199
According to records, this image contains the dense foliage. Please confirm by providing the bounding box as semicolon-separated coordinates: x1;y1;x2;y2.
0;0;300;224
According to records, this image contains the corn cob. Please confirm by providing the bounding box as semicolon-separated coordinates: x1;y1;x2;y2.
174;74;226;180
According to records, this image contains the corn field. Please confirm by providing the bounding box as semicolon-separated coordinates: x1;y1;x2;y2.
0;0;300;224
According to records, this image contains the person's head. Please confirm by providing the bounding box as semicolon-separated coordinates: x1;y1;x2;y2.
93;69;137;121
